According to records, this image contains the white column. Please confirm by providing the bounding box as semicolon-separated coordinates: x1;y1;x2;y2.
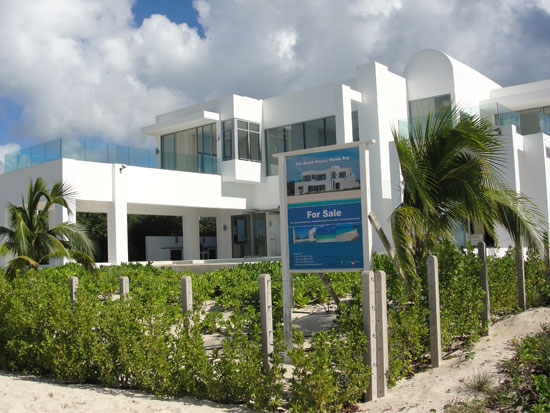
335;85;356;144
216;210;233;259
356;62;407;252
107;201;128;264
182;212;200;260
107;164;128;264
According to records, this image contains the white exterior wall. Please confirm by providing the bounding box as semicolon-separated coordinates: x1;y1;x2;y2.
356;61;408;250
145;236;183;261
2;48;550;266
404;49;456;102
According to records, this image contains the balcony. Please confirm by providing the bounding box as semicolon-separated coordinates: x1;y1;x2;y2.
480;103;550;136
3;138;220;175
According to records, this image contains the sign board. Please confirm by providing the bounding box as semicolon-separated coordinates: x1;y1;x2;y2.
279;144;371;272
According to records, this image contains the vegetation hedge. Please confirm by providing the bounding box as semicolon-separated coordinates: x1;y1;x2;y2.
0;241;548;410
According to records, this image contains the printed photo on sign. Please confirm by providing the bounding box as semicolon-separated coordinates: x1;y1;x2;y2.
286;147;361;204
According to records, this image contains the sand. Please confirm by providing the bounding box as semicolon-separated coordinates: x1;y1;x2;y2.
1;307;549;412
360;307;550;412
0;373;249;413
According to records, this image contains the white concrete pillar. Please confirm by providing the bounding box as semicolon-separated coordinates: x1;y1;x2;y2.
107;164;128;264
216;210;233;259
335;85;361;144
182;212;200;260
356;62;408;252
107;202;128;264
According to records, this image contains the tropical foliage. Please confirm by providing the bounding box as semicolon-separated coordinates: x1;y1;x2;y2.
0;177;95;278
391;107;546;287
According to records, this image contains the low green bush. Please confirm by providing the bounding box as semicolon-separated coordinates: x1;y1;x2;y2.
1;243;548;410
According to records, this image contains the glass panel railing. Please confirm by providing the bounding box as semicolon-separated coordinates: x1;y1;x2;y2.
129;146;152;168
62;139;85;161
4;152;17;172
540;112;550;136
3;138;219;175
161;152;219;174
84;140;108;163
45;139;61;162
479;102;520;130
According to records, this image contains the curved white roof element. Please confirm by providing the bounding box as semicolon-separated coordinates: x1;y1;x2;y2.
404;49;501;110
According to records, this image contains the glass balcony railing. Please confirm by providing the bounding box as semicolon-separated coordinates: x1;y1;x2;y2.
3;138;220;175
479;102;520;130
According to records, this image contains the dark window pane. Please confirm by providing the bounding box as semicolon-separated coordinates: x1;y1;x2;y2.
266;128;281;175
237;120;248;130
250;132;260;161
161;134;175;170
352;110;359;142
325;116;336;146
305;118;324;148
249;122;260;132
224;131;232;159
290;123;304;151
202;125;212;155
238;130;249;160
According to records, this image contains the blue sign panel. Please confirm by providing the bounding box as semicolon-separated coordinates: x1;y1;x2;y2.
286;147;363;271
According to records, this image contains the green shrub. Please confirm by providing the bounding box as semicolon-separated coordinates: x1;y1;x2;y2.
289;327;370;412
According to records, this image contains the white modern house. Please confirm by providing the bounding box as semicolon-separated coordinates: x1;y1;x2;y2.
295;165;359;195
1;49;550;266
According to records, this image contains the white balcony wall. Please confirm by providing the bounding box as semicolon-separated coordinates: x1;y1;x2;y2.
262;84;340;129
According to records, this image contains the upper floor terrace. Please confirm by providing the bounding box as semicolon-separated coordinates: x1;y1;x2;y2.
2;137;220;175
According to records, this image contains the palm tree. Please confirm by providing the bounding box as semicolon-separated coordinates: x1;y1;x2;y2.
0;177;96;278
390;106;546;289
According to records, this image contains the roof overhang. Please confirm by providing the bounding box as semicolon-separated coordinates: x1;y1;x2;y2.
141;110;220;136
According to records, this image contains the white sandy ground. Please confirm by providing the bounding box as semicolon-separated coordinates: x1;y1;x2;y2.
0;307;549;412
360;307;550;412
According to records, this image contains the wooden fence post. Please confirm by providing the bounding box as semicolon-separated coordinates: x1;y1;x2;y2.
516;240;527;310
181;276;193;315
374;270;388;397
361;270;377;401
477;242;490;336
427;255;441;368
119;276;129;297
259;274;274;373
70;276;78;302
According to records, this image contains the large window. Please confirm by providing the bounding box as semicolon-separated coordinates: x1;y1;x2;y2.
409;94;451;120
264;115;337;176
352;110;359;141
237;120;261;161
160;123;217;174
222;120;233;160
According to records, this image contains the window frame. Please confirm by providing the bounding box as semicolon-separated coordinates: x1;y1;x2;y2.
236;119;261;162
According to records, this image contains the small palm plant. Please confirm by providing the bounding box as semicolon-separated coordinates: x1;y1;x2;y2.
0;177;96;278
391;106;546;290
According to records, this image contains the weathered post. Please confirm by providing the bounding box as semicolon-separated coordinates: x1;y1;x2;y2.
282;267;293;353
361;270;377;401
259;274;274;373
516;239;527;310
119;276;129;297
374;270;388;397
318;273;340;306
477;242;490;336
181;276;193;315
427;255;441;368
70;276;79;302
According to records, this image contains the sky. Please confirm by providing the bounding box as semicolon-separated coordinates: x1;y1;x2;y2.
1;0;550;172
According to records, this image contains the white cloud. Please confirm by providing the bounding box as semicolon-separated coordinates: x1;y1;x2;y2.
0;143;21;173
0;0;548;148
